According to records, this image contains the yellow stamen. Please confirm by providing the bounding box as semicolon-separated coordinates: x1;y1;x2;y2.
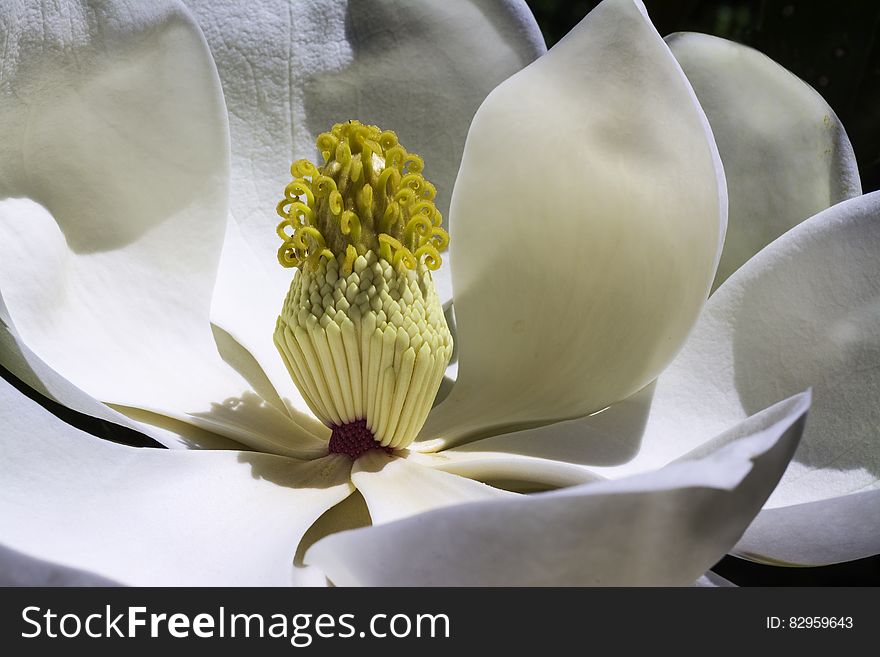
273;120;448;273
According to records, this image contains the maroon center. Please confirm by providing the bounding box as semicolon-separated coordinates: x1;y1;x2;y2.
328;419;392;459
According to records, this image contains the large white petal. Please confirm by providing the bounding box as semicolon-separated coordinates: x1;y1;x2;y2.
0;2;321;454
351;450;514;524
2;288;250;451
306;392;808;585
422;0;726;444
667;33;861;289
407;447;603;490
656;194;880;508
462;193;880;563
183;0;545;281
0;373;353;586
734;490;880;566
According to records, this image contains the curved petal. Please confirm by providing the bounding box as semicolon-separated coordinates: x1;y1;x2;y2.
735;490;880;566
657;193;880;510
466;193;880;562
0;373;353;586
305;392;808;586
183;0;545;276
408;448;603;490
2;295;229;450
351;450;513;525
0;2;321;453
422;0;726;444
666;32;861;289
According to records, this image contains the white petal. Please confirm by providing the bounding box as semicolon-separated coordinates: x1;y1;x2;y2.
2;290;247;451
465;193;880;563
667;33;861;288
0;373;353;586
422;0;726;443
659;193;880;509
351;451;513;525
407;448;603;490
735;491;880;566
306;392;808;586
0;3;321;454
211;217;326;433
429;380;658;463
183;0;545;278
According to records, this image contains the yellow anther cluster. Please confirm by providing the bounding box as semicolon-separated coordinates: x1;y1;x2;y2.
275;252;453;449
276;120;449;275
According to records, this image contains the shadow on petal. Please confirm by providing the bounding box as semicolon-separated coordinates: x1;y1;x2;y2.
445;381;653;468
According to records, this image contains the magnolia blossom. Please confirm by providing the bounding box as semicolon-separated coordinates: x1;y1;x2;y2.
0;0;878;586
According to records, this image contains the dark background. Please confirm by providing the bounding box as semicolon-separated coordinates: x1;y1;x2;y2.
527;0;880;585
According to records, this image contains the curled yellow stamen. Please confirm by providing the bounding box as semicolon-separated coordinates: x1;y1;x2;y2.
409;200;435;217
419;180;437;201
285;180;314;206
291;159;318;178
277;200;314;225
358;184;373;219
400;173;424;195
277;241;301;268
394;188;415;207
340;210;361;244
378;234;416;270
394;248;417;269
381;202;401;234
341;244;358;276
415;244;442;270
314;175;337;197
276;220;295;241
293;226;327;254
378;130;398;150
335;141;352;166
274;120;447;273
328;190;343;215
350;157;363;183
404;215;433;246
385;145;406;170
316;133;338;161
403;154;424;174
429;226;450;251
377;167;401;196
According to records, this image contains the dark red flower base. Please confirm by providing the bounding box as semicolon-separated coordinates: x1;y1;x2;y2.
328;419;393;459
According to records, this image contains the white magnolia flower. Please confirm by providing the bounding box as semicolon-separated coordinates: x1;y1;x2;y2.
0;0;877;586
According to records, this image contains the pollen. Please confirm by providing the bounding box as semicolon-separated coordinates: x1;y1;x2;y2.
273;122;453;453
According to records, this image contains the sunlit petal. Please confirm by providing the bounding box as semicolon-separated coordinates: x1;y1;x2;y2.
423;0;726;444
0;374;353;586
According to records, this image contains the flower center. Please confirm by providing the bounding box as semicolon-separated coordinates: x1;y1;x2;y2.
328;419;392;459
273;121;453;453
